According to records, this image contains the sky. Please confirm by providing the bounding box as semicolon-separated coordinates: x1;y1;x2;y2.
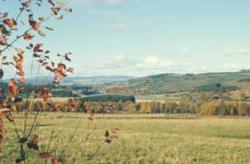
1;0;250;77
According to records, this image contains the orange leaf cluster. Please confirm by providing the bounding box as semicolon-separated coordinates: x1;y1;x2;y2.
0;0;74;163
86;103;94;113
39;88;53;102
8;79;19;99
51;158;67;164
28;14;46;37
53;102;63;111
67;98;78;112
13;49;26;85
39;152;67;164
104;128;120;143
41;52;73;85
53;63;66;85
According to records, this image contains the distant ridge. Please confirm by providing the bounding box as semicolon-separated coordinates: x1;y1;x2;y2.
4;70;250;96
23;75;136;85
104;70;250;95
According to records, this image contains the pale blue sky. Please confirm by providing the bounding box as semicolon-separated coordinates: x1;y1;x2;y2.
1;0;250;77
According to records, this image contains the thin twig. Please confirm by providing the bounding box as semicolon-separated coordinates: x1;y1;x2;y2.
23;90;35;136
26;109;40;138
0;28;32;54
0;13;53;54
21;13;54;136
12;120;20;139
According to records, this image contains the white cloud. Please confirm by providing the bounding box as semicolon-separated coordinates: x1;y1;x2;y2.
113;54;128;61
86;55;182;76
222;48;250;56
142;56;160;66
223;63;240;70
77;53;250;76
137;56;172;69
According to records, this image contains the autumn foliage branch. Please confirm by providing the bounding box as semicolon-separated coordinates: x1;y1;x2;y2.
0;0;73;163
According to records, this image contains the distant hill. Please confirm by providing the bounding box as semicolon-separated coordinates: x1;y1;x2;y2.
104;70;250;95
62;76;136;85
5;71;250;96
23;75;136;85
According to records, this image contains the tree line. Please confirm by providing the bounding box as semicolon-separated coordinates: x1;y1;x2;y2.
12;99;250;116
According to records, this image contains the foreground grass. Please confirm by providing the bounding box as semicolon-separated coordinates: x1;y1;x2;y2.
1;114;250;163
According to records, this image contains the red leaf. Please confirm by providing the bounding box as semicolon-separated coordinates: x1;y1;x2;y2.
58;159;67;164
8;79;19;98
31;22;41;31
19;78;26;85
112;128;120;132
64;55;71;62
39;88;53;102
51;158;58;164
23;33;33;40
48;0;55;6
67;68;73;73
33;44;43;52
45;66;54;72
0;36;6;45
17;71;24;77
39;152;52;159
3;18;16;28
51;7;60;15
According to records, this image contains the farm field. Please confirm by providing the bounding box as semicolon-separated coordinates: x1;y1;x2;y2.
1;114;250;163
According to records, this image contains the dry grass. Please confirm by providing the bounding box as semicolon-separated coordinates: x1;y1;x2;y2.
1;113;250;163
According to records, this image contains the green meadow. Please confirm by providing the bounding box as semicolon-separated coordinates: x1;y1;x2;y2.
1;113;250;163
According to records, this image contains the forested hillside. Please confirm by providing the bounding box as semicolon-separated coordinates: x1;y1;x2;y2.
105;70;250;95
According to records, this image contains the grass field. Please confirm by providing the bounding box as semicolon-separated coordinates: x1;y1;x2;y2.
1;114;250;163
